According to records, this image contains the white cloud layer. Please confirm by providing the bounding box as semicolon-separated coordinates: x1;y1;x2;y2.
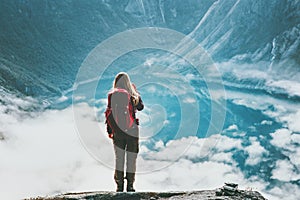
0;103;299;200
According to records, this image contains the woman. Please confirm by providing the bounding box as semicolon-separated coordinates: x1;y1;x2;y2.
105;72;144;192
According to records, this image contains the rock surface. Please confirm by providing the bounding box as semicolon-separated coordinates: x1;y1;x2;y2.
29;189;267;200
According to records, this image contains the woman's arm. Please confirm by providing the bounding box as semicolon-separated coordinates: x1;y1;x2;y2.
136;96;144;111
131;83;144;111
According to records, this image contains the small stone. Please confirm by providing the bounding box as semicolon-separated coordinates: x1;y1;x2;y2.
224;182;238;188
216;188;223;196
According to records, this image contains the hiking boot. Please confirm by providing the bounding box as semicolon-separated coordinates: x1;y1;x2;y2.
116;181;124;192
114;170;124;192
126;182;135;192
125;172;136;192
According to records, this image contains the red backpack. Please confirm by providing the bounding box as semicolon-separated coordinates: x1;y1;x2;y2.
105;88;135;133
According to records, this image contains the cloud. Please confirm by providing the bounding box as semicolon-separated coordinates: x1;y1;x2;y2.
0;103;244;199
0;105;114;199
271;160;300;182
270;129;293;150
183;97;196;103
289;147;300;170
270;128;300;172
266;183;300;200
266;80;300;97
261;120;273;125
138;105;167;139
1;102;300;200
227;124;238;131
57;95;68;103
282;110;300;133
244;137;267;166
137;159;245;191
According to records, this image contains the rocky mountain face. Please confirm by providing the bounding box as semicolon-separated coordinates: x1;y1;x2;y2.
1;0;299;97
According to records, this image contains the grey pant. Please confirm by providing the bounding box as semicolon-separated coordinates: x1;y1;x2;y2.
113;131;139;183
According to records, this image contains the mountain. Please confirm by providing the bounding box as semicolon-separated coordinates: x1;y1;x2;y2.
0;0;299;97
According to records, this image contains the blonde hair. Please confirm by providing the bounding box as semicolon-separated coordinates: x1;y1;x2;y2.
113;72;139;102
